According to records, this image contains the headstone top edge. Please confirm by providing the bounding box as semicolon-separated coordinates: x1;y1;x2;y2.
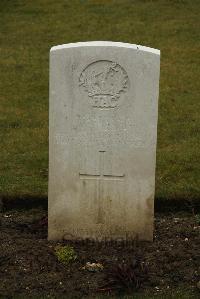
50;41;160;56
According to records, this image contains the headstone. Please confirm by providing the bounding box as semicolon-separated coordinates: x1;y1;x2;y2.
48;41;160;242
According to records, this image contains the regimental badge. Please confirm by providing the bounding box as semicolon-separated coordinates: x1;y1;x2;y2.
79;60;129;108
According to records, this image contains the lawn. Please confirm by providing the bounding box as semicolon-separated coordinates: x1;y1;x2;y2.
0;0;199;202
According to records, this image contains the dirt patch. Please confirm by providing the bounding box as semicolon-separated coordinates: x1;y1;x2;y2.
0;207;200;298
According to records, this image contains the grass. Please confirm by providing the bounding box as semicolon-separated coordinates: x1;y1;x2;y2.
0;0;199;202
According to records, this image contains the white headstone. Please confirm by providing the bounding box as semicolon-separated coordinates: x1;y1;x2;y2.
48;41;160;242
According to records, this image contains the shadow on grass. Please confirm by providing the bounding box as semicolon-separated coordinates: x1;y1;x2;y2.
1;195;200;213
155;197;200;214
1;195;48;211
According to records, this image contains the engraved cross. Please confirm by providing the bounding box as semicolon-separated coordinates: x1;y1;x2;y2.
79;151;125;224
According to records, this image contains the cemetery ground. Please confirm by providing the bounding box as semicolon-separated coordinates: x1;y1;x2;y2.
0;202;200;298
0;0;200;298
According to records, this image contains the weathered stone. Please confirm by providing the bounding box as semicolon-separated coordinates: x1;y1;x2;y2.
48;41;160;242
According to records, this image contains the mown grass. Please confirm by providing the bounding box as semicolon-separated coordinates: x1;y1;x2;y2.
0;0;199;201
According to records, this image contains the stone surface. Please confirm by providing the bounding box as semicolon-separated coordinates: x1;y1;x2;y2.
48;41;160;242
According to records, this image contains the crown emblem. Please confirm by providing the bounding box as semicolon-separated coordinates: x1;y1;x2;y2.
79;60;129;108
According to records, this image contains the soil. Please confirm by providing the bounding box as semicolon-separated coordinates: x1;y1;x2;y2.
0;205;200;298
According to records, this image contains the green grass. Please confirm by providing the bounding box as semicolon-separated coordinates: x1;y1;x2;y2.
0;0;199;201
